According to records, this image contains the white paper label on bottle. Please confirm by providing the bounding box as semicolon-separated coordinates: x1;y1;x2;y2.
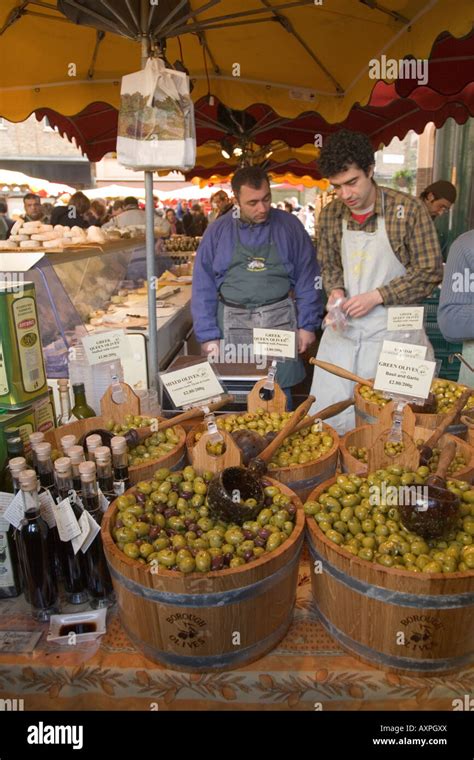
80;512;101;554
2;491;24;529
72;512;90;555
113;480;125;496
0;529;15;588
52;498;82;542
98;488;110;513
39;490;57;528
387;307;425;331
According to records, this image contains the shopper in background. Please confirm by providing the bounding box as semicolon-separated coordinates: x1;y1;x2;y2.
192;165;323;404
187;203;208;236
209;190;233;223
85;199;108;227
310;129;443;433
22;193;46;222
110;199;124;218
176;199;189;220
438;229;474;386
420;180;457;219
0;199;14;239
165;208;184;235
50;191;91;228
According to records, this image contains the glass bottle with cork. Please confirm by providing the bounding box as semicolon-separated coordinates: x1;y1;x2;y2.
95;446;114;499
0;452;27;599
68;446;85;493
71;383;96;420
18;469;59;621
85;434;103;462
28;431;45;474
54;457;88;605
57;378;73;425
78;461;114;609
60;434;77;458
111;436;130;496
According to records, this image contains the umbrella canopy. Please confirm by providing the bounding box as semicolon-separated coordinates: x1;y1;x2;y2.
33;28;474;165
0;0;472;123
0;168;75;195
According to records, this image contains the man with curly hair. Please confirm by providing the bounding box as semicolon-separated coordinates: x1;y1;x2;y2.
310;130;443;433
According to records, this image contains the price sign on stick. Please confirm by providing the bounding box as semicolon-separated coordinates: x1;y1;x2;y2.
160;361;225;408
387;307;424;331
374;353;436;399
253;328;296;360
381;340;427;360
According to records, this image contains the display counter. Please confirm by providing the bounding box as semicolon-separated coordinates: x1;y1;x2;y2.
0;555;471;711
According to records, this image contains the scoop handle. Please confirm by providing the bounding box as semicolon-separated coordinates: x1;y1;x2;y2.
293;398;354;433
423;388;472;450
310;359;373;388
157;394;234;431
257;395;315;464
428;439;457;485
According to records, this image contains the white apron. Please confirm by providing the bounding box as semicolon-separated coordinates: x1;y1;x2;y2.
310;194;428;434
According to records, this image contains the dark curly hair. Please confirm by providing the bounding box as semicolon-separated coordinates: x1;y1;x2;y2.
318;129;375;178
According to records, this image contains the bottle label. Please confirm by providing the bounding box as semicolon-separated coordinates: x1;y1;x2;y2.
98;488;110;513
12;296;46;394
0;336;9;395
71;511;91;555
2;491;24;530
79;512;101;554
38;490;57;528
52;498;82;542
113;480;125;496
0;530;15;588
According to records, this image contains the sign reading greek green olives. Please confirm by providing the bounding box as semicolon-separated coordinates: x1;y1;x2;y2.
387;307;424;331
374;354;436;399
81;329;131;366
160;362;225;408
253;328;296;359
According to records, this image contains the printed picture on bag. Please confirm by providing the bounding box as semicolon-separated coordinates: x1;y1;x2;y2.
118;91;191;141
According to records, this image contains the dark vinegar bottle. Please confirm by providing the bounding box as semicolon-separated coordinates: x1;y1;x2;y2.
0;454;26;599
68;446;85;495
111;436;130;495
95;446;114;500
78;461;114;609
54;457;89;605
35;441;61;580
18;469;59;621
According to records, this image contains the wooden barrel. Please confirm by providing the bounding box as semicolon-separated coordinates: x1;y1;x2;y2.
306;477;474;675
462;415;474;448
102;479;304;672
187;421;340;502
413;427;474;484
44;416;186;485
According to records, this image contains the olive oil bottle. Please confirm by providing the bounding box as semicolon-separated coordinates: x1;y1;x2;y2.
71;383;96;420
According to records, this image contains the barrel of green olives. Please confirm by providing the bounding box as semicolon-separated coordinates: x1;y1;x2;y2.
305;474;474;675
187;417;340;503
102;477;304;672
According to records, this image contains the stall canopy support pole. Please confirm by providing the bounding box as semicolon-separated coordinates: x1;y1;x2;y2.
141;23;158;392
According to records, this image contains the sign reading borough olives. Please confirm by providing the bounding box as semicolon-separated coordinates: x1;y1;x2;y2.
161;361;225;408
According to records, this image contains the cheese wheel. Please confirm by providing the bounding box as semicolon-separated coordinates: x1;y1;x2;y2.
22;222;42;234
71;236;86;244
37;224;53;232
31;232;60;241
0;241;18;250
42;238;65;249
20;240;42;249
9;234;30;242
70;226;86;237
10;220;24;236
53;225;66;235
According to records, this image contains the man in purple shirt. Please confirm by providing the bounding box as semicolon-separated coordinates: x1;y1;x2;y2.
191;167;323;395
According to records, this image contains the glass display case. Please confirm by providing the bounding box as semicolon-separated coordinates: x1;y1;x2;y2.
27;241;148;377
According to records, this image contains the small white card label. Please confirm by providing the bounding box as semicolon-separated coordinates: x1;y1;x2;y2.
374;354;436;399
253;328;296;359
52;498;82;542
0;492;21;529
387;307;424;331
161;362;225;408
39;490;57;528
382;340;427;360
72;512;91;555
80;512;101;553
81;329;131;366
98;488;110;513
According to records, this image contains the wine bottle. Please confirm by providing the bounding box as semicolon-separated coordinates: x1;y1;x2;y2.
71;383;96;419
95;446;114;498
68;446;85;493
54;457;88;604
78;461;114;609
0;453;26;599
18;469;59;621
0;433;25;492
57;378;73;425
35;442;62;580
111;436;130;495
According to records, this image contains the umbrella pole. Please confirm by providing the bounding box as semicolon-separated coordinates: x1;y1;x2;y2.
141;30;158;393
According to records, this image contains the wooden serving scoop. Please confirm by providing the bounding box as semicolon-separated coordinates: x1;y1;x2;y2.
310;358;373;387
399;440;460;539
157;394;234;431
418;388;472;465
207;395;315;523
